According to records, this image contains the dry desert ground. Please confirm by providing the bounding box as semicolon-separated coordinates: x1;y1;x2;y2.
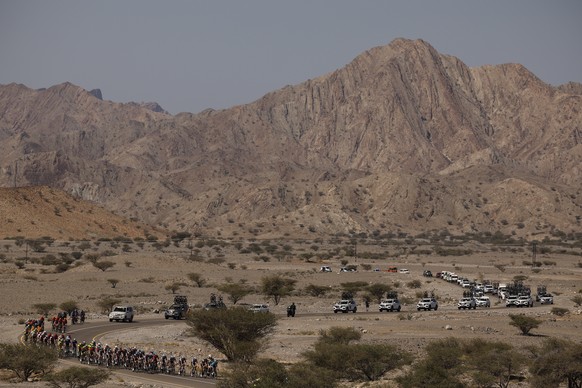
0;237;581;387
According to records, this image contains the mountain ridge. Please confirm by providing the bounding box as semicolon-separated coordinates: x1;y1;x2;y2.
1;38;580;239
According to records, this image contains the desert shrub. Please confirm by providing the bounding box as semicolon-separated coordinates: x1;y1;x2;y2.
305;284;329;297
360;263;372;271
107;279;120;288
221;359;337;388
93;260;115;272
139;276;155;283
261;275;296;305
509;314;542;335
45;366;110;388
165;282;183;294
366;283;392;303
97;297;121;314
407;280;422;289
217;283;253;304
33;303;57;316
529;338;582;388
551;307;569;316
187;272;206;287
186;307;277;362
71;251;83;260
207;257;225;265
55;263;70;273
59;301;78;315
572;295;582;307
41;255;60;266
304;327;412;381
0;343;58;381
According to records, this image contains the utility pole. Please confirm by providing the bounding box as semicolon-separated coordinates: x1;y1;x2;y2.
532;242;537;267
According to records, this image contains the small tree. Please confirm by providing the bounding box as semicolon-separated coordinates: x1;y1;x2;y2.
107;279;120;288
45;366;110;388
305;284;329;297
571;295;582;307
186;307;278;362
217;283;253;304
33;303;57;316
304;326;412;381
59;301;79;315
97;297;121;314
0;343;58;381
165;282;182;294
261;275;296;305
221;358;337;388
187;272;206;287
463;338;525;388
93;260;115;272
529;337;582;388
366;283;392;303
509;314;542;335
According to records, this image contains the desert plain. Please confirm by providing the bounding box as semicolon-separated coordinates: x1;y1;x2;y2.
0;236;581;387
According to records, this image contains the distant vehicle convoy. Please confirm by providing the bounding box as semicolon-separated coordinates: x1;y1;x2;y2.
148;269;554;318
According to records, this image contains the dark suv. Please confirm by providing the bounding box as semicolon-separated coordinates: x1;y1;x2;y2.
164;296;189;319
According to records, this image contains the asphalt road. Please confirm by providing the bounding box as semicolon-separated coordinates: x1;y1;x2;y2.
53;318;217;388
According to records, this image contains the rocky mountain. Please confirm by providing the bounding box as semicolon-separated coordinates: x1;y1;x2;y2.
0;186;162;240
0;38;580;239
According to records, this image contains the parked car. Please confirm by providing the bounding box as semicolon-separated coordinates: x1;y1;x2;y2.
387;267;398;273
399;268;410;274
340;267;357;272
461;280;472;288
249;304;270;313
475;296;491;308
416;298;438;311
379;299;401;312
333;299;357;313
422;270;433;277
539;294;554;304
109;305;134;322
320;265;332;272
457;297;477;310
516;295;534;308
483;284;494;294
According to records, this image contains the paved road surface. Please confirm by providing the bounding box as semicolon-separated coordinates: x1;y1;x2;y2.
53;318;217;388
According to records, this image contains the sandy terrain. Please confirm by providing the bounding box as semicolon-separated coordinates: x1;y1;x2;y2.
1;238;581;386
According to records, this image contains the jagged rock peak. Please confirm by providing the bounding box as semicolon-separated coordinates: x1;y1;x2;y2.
138;101;168;114
89;89;103;100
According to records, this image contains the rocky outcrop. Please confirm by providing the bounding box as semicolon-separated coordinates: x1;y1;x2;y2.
0;39;580;239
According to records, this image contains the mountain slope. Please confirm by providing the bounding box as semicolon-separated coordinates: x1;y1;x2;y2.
0;39;580;239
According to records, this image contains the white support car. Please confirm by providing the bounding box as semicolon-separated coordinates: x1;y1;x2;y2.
333;299;357;313
457;297;477;310
416;298;438;311
539;294;554;305
475;296;491;308
379;299;401;312
109;305;134;322
249;304;270;313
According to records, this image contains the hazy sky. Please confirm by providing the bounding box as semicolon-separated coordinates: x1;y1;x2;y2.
1;1;581;114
